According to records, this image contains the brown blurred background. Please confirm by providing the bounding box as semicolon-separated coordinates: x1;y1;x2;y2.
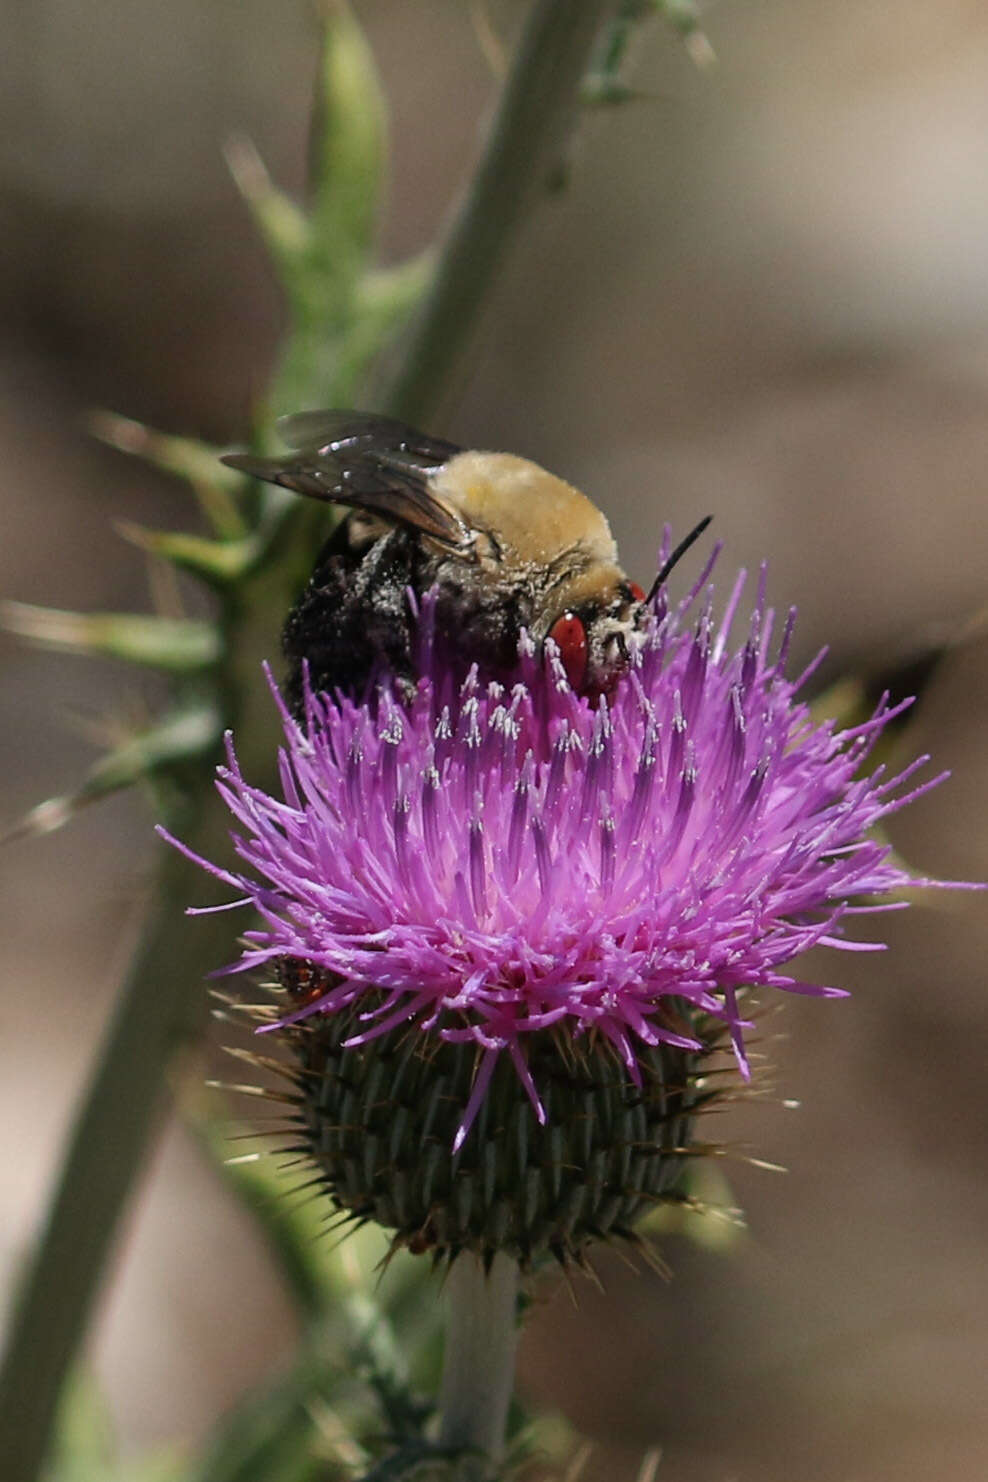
1;3;986;1479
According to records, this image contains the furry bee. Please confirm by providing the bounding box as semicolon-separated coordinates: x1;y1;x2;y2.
223;411;708;712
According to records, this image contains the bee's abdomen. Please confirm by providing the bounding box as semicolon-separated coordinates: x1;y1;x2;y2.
281;523;417;713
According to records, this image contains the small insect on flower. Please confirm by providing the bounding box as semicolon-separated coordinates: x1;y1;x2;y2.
167;431;965;1269
221;411;707;710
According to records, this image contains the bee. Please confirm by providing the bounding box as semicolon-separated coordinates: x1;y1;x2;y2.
223;411;709;711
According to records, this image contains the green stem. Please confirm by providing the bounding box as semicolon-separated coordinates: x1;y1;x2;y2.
384;0;619;425
0;803;232;1482
438;1254;520;1472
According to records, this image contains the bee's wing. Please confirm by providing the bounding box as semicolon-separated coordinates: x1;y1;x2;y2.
275;410;461;465
222;443;470;549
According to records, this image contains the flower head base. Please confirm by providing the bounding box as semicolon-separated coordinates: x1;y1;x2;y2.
167;546;951;1262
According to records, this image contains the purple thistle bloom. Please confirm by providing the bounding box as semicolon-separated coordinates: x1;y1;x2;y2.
165;542;952;1153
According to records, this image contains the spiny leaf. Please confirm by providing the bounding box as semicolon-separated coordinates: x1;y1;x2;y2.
115;522;261;586
3;702;222;843
224;3;387;300
224;133;311;274
467;0;508;80
585;0;715;98
581;77;649;107
192;1096;446;1389
582;0;650;108
1;602;222;673
191;1101;405;1327
49;1368;186;1482
357;254;435;338
634;1452;663;1482
358;1447;492;1481
633;1161;744;1250
308;0;388;263
48;1369;115;1482
656;0;716;66
254;3;391;416
184;1108;449;1482
286;254;434;415
91;412;247;539
185;1332;373;1482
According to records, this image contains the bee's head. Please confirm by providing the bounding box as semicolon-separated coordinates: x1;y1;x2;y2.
545;577;647;696
542;515;715;698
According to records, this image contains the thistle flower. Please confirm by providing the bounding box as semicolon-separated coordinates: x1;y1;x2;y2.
165;542;952;1266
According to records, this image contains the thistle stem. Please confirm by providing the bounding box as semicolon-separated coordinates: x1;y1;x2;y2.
439;1252;520;1470
384;0;620;425
0;810;232;1482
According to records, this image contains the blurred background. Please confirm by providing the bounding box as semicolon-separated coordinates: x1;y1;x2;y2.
1;2;986;1479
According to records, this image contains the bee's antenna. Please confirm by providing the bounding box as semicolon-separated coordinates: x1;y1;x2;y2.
645;515;713;605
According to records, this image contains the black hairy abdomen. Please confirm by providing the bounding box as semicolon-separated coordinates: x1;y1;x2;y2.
281;521;418;713
282;519;536;715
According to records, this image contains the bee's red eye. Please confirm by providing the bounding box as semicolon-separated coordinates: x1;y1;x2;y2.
548;612;588;691
629;581;646;603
